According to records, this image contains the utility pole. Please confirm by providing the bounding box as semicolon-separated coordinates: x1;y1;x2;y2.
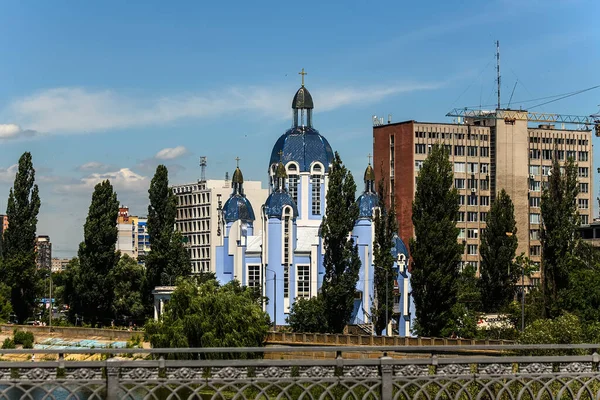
385;268;389;337
49;272;52;331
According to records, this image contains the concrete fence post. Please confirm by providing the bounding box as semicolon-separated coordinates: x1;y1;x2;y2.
380;356;393;400
106;358;120;400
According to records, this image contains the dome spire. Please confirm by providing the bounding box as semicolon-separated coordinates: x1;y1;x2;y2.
364;153;375;193
292;68;314;128
232;156;244;195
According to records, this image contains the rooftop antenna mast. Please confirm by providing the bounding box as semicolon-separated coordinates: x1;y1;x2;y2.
199;156;207;182
496;40;501;110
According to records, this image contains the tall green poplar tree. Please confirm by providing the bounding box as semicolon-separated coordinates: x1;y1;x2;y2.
410;144;463;337
72;180;120;327
2;152;41;323
320;152;361;333
541;155;580;317
478;189;518;312
371;177;397;335
145;165;191;312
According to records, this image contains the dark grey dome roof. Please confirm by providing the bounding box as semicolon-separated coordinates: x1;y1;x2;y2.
292;86;314;109
264;192;298;219
223;195;255;223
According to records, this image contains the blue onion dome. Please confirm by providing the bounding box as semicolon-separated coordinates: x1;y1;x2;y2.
264;162;298;219
357;162;379;219
223;165;255;223
391;235;410;261
269;81;334;173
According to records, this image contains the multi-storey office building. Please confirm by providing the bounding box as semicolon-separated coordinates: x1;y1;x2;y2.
116;206;150;261
172;179;267;274
35;235;52;270
373;112;593;285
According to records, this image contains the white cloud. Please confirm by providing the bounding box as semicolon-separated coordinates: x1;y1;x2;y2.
2;82;441;134
0;124;37;139
0;164;17;183
155;146;188;160
77;161;112;172
57;168;149;194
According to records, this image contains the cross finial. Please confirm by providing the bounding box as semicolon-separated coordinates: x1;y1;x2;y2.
278;150;283;162
299;68;307;86
235;157;240;168
368;153;372;165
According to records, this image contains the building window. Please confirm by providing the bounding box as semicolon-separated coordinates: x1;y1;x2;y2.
454;146;465;156
467;162;478;174
283;208;292;267
480;179;489;190
530;149;540;159
566;150;576;160
530;246;541;256
467;244;478;255
457;212;465;222
458;195;465;206
480;147;489;157
578;167;589;178
467;212;478;222
529;197;541;208
541;165;552;176
311;175;322;215
530;213;541;224
288;175;299;204
415;144;426;154
480;196;490;206
579;151;589;161
467;229;478;239
480;212;488;222
578;199;589;209
580;183;589;193
542;150;552;160
480;164;489;174
529;165;540;175
458;228;465;239
467;146;478;157
529;181;541;192
454;162;465;173
530;229;540;240
248;265;261;289
297;265;310;299
467;179;478;190
555;150;564;160
415;161;424;172
467;195;478;206
582;214;589;224
454;179;465;189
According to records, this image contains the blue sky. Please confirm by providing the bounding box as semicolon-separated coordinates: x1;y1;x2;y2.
0;0;598;257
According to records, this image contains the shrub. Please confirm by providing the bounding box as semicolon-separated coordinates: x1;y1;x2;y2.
1;338;15;349
22;338;33;349
13;330;34;345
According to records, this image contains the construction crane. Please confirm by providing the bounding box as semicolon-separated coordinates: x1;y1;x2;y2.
446;108;600;137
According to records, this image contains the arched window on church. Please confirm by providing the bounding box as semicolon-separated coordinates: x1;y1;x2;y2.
311;163;323;215
286;163;299;204
282;206;293;301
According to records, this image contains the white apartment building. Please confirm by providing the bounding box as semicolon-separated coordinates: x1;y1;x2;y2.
172;179;268;274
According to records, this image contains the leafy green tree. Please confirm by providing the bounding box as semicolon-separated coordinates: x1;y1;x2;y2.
410;144;463;337
320;152;360;333
0;283;13;323
519;313;585;355
145;278;270;358
72;180;120;327
287;296;328;333
478;189;518;312
443;264;480;339
1;152;41;323
371;178;397;335
112;254;146;324
540;156;579;317
145;165;191;312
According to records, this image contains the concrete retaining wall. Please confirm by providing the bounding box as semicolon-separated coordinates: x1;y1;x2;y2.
0;325;139;341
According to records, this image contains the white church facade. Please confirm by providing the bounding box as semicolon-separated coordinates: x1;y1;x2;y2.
214;79;415;336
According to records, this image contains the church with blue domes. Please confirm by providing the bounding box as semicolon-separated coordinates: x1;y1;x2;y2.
215;73;415;336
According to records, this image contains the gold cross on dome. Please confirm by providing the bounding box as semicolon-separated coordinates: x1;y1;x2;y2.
235;157;240;167
298;68;307;86
368;153;372;165
278;150;283;161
